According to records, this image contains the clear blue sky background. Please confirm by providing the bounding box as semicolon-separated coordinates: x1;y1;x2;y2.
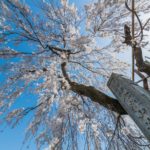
0;0;91;150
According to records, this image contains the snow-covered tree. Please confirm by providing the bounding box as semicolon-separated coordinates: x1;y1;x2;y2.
0;0;150;149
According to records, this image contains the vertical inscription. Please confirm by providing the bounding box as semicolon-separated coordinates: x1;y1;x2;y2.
107;73;150;141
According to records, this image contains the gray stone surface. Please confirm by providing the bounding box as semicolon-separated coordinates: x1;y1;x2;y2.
107;73;150;141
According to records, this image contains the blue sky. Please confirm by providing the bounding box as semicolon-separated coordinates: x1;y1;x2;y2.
0;120;36;150
0;0;91;150
0;89;37;150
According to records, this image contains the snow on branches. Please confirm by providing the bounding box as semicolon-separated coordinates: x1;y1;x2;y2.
0;0;150;149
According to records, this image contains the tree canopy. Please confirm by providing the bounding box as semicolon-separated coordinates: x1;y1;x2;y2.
0;0;150;149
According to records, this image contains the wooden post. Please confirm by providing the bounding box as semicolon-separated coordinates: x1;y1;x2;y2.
107;73;150;141
132;0;135;81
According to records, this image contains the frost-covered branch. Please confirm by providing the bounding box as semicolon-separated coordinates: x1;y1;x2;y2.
61;62;126;115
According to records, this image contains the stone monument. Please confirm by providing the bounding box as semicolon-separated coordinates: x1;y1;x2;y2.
107;73;150;141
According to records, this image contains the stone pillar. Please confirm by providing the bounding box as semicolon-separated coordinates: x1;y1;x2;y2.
107;73;150;141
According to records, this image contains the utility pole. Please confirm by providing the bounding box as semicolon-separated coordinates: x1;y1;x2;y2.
132;0;135;81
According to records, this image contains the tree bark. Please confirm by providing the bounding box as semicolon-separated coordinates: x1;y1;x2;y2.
134;46;150;76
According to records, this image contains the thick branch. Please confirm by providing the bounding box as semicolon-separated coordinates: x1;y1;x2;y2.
122;20;150;80
134;46;150;76
124;0;150;77
135;69;149;90
70;82;127;115
61;62;127;115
